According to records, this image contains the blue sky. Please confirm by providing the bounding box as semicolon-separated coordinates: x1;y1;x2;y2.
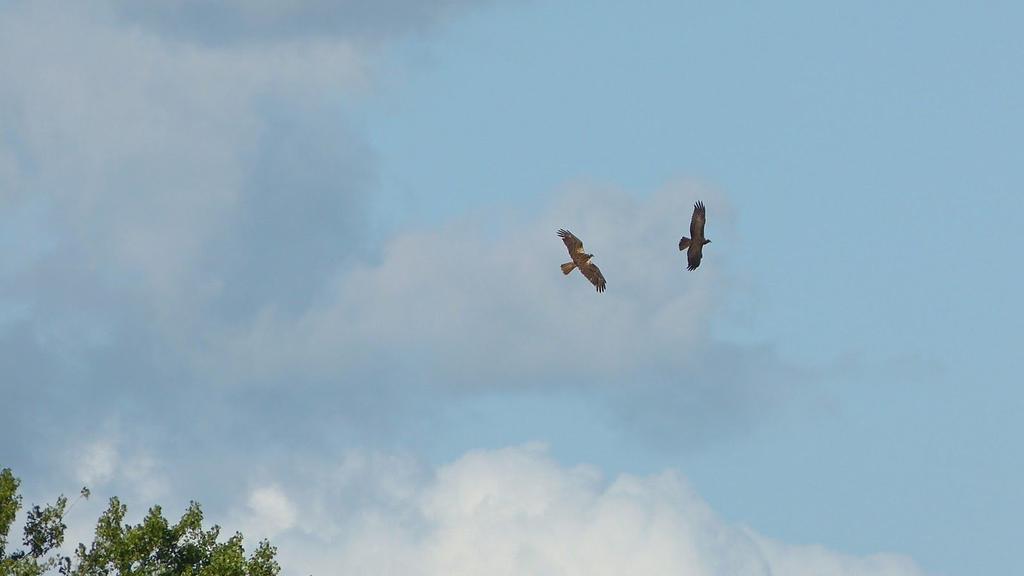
2;1;1021;574
371;3;1024;570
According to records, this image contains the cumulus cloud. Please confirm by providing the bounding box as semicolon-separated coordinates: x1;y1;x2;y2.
0;0;793;510
216;182;725;386
0;0;373;456
255;445;925;576
0;1;369;328
72;435;168;504
204;180;797;449
242;486;298;538
0;5;896;573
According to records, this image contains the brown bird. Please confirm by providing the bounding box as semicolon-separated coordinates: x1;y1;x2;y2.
678;201;711;270
557;229;606;293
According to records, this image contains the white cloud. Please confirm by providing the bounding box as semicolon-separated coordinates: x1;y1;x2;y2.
120;452;169;504
0;0;368;335
0;2;793;526
196;181;790;446
72;435;168;504
75;439;118;487
216;182;731;388
261;445;925;576
244;485;298;538
0;2;782;450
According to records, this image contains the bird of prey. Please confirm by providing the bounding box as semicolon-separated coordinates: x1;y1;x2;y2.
557;229;606;292
678;201;711;270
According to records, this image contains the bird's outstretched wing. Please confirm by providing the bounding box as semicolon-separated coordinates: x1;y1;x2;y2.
579;262;606;292
687;243;703;271
557;229;585;255
689;201;706;241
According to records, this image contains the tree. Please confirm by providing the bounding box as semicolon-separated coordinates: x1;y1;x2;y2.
0;468;279;576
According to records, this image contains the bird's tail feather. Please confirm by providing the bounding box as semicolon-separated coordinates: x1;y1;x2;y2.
561;262;576;275
679;237;691;251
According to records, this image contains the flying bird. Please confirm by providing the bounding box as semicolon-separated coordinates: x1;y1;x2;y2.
557;229;606;292
678;201;711;270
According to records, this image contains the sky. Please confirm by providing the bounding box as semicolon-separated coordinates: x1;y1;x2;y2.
1;1;1022;574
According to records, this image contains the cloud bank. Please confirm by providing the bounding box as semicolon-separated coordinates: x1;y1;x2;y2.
0;0;378;473
0;3;927;573
5;0;790;537
230;445;926;576
46;444;924;575
0;3;800;499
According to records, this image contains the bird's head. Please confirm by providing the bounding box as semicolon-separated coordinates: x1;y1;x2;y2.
585;253;594;260
703;239;712;245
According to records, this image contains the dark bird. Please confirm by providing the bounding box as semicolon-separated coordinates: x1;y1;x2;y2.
678;201;711;270
557;229;606;293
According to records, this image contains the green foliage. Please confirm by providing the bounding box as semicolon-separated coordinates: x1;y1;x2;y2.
0;469;280;576
1;467;69;576
23;496;68;559
1;468;23;559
